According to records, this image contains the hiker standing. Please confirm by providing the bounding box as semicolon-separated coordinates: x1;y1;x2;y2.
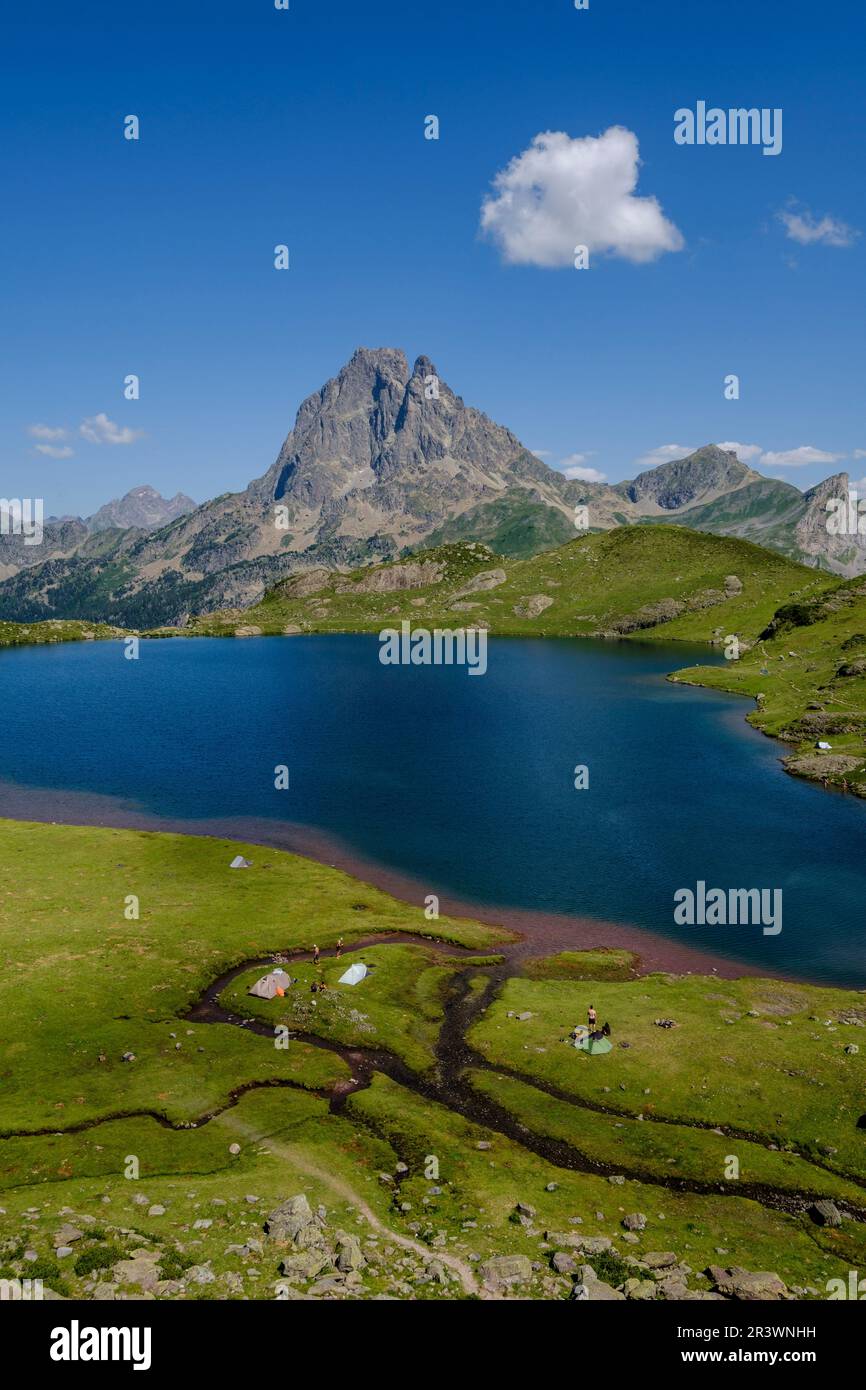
312;943;320;965
587;1004;597;1031
335;937;344;959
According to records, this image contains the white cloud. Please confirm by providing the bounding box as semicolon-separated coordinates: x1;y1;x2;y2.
557;453;607;482
28;424;67;441
717;441;763;462
34;444;74;459
634;444;697;469
759;445;844;468
777;205;859;248
80;413;143;446
481;127;684;268
530;449;553;458
853;449;866;459
850;476;866;492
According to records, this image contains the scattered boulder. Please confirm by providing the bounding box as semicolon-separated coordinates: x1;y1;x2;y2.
810;1200;843;1228
480;1254;533;1288
707;1266;788;1301
513;594;554;619
641;1251;678;1269
53;1224;84;1247
334;1232;366;1273
571;1264;625;1301
279;1250;330;1283
264;1194;325;1247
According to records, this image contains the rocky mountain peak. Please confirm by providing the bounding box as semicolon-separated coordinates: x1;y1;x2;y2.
87;485;196;533
618;445;757;511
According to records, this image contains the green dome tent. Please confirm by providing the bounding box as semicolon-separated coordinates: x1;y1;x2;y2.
574;1031;612;1055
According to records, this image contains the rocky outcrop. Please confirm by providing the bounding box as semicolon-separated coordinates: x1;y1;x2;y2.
451;568;508;599
795;473;866;578
335;561;444;594
513;594;554;619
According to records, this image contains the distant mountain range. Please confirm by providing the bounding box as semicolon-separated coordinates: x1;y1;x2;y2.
0;486;196;583
0;349;862;627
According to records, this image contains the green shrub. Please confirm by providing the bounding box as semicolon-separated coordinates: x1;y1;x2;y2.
73;1243;123;1278
158;1250;194;1281
587;1250;632;1288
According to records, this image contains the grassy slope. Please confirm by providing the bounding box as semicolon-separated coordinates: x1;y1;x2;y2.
417;490;577;559
186;527;825;646
675;575;866;797
0;819;506;1133
0;619;126;648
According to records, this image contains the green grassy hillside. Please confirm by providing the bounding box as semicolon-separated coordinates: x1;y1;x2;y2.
0;619;126;649
416;489;578;559
676;575;866;797
185;527;826;647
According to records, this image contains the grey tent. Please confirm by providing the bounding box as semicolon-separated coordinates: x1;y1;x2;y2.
230;855;252;869
249;969;292;1000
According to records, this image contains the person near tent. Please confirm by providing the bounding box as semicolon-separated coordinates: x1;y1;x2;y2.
312;943;320;965
335;938;344;959
589;1022;611;1043
587;1004;598;1030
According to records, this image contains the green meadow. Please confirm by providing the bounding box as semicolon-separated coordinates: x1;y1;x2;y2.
1;817;865;1300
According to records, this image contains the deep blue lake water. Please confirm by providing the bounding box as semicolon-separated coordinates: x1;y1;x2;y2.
1;634;864;985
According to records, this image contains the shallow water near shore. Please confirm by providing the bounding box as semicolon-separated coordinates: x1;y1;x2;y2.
1;633;864;986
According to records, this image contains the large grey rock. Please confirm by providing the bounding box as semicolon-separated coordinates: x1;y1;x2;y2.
480;1254;533;1287
622;1213;647;1232
334;1233;366;1273
265;1194;325;1246
810;1200;843;1228
112;1257;161;1291
708;1266;788;1301
279;1250;330;1283
571;1264;625;1301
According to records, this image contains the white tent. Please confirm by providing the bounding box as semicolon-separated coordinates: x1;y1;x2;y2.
338;963;368;986
230;855;252;869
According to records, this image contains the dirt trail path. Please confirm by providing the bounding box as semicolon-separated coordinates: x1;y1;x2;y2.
221;1110;482;1297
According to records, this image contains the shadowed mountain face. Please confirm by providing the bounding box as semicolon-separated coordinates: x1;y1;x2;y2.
0;349;862;627
615;449;759;511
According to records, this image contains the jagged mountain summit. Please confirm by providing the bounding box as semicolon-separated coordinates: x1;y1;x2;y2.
0;348;861;627
0;485;197;583
87;485;196;534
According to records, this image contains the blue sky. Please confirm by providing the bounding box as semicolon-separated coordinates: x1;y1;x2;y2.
2;0;864;516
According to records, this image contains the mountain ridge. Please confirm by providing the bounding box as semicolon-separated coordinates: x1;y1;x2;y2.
0;348;862;625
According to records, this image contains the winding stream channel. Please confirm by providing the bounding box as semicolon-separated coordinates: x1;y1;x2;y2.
181;934;866;1223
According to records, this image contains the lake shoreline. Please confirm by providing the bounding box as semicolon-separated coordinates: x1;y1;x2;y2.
0;778;809;986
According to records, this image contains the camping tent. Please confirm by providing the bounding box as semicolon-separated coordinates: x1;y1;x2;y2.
249;968;291;1000
230;856;252;869
575;1033;612;1055
338;963;368;986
